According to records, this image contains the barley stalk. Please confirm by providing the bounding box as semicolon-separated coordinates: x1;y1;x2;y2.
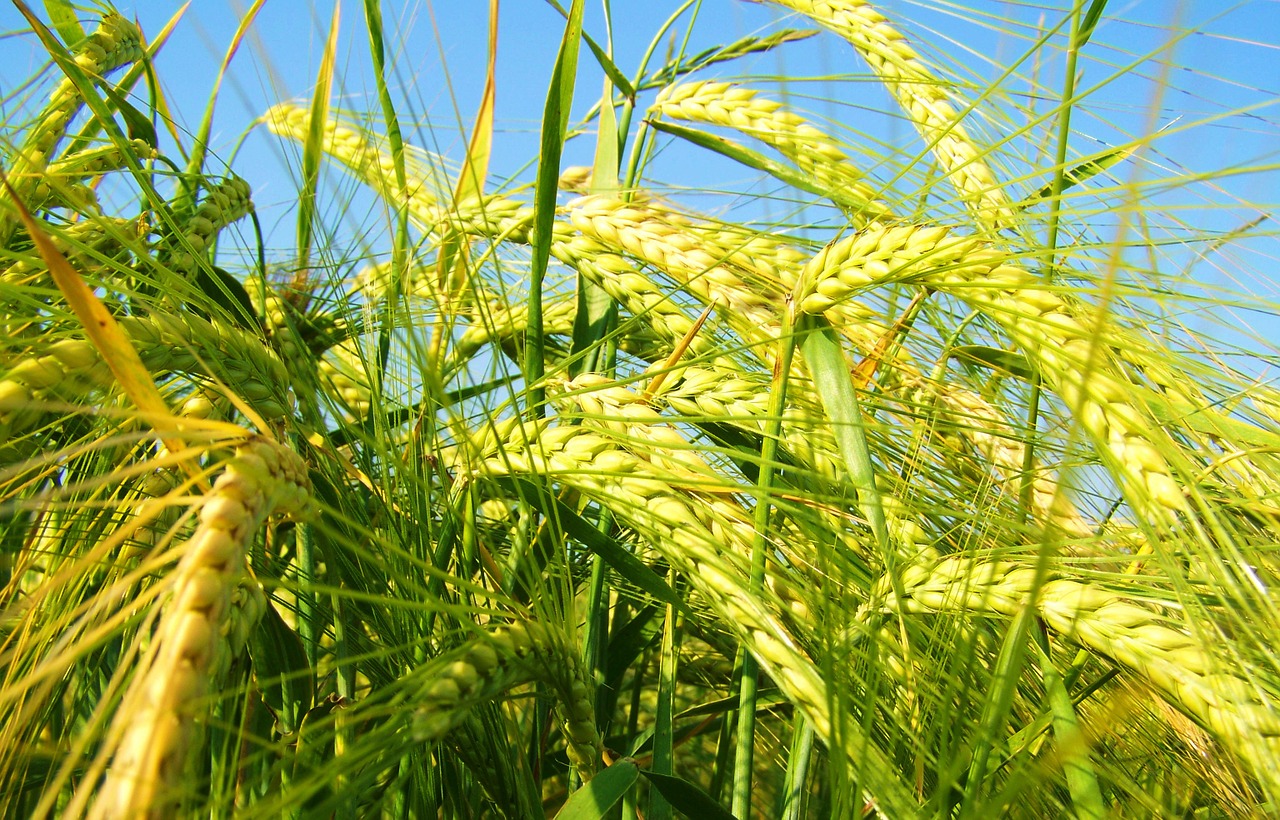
796;223;1187;522
154;177;254;282
1;13;143;247
0;312;293;443
317;336;373;421
477;411;949;808
267;110;1097;540
906;374;1097;539
872;555;1280;791
412;621;600;776
263;103;443;230
91;438;314;819
769;0;1014;230
652;80;891;220
257;288;313;391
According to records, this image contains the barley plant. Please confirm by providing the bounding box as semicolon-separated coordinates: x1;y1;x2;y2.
2;0;1280;817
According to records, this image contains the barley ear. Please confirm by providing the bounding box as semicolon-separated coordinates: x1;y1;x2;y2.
770;0;1014;230
90;439;314;820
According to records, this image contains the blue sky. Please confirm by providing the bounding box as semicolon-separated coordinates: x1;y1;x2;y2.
3;1;1279;360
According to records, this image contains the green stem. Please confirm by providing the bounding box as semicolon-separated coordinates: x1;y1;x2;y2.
650;600;681;820
1019;1;1086;523
732;301;796;818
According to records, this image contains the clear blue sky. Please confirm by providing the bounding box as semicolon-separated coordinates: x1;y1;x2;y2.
3;1;1279;359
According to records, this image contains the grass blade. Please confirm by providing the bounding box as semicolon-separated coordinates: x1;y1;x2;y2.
41;0;83;45
1032;624;1105;820
183;0;268;189
542;0;634;98
647;118;883;215
1077;0;1111;48
295;1;341;293
555;758;640;819
525;0;585;416
1027;145;1134;205
437;0;498;297
570;75;621;374
641;770;736;820
795;314;888;555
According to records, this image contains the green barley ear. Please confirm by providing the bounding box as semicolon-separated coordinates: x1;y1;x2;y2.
91;438;314;819
796;224;1187;522
153;177;254;283
3;13;143;245
262;103;447;233
0;312;292;446
412;621;601;776
771;0;1014;231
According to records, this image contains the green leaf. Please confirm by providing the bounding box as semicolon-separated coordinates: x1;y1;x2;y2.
496;477;694;619
640;770;737;820
1033;626;1106;820
1028;145;1133;204
570;75;621;375
95;81;158;148
437;0;498;296
1076;0;1110;49
296;1;341;279
795;314;889;555
249;599;316;735
554;758;640;819
604;604;662;693
648;119;887;217
949;345;1035;381
526;0;585;414
543;0;635;98
193;264;261;330
184;0;268;188
41;0;84;46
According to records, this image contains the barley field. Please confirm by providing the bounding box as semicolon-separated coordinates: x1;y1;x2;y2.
1;1;1279;817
